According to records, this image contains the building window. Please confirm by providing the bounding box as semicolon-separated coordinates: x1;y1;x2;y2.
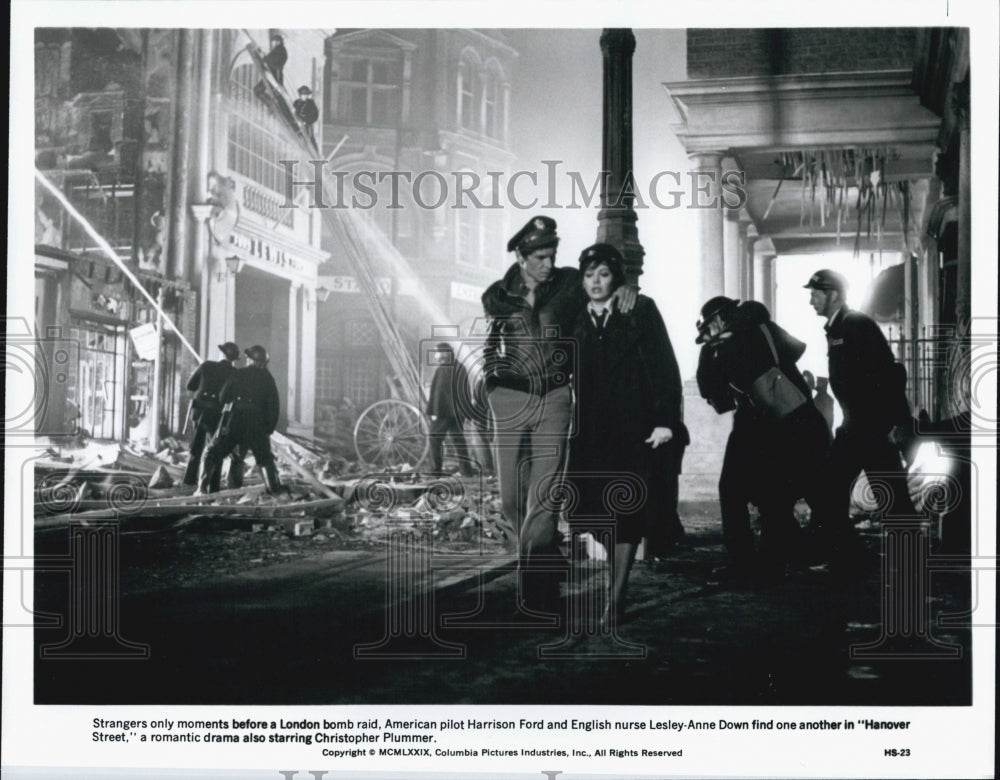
458;60;475;130
68;324;124;440
315;356;339;405
332;56;400;126
344;354;381;409
89;111;114;152
483;74;498;138
346;318;380;346
227;63;297;195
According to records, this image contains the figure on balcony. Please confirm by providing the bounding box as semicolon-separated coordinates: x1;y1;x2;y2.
263;33;287;86
138;210;166;271
293;85;319;144
206;171;239;246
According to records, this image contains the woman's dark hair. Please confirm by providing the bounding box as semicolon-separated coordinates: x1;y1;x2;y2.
577;243;626;290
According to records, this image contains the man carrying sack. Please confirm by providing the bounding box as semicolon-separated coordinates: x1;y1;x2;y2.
697;297;834;581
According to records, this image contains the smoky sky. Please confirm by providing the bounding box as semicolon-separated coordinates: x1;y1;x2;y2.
501;29;699;371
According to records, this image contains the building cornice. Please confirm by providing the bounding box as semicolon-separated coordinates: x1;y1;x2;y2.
664;70;942;154
327;29;418;53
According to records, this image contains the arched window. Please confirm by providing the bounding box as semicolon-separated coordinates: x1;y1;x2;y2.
457;60;475;130
483;60;507;141
227;62;296;195
483;73;498;139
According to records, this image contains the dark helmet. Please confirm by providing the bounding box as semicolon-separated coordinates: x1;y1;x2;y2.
695;296;739;343
430;342;455;366
803;269;847;296
218;342;240;361
245;345;269;363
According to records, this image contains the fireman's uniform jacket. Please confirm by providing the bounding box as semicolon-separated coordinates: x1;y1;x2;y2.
200;364;282;493
182;359;236;486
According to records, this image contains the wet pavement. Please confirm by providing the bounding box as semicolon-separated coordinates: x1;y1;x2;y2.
33;499;971;706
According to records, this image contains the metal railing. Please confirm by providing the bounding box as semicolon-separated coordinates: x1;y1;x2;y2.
888;326;958;421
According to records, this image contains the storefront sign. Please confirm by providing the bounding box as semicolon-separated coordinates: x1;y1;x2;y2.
451;281;484;303
129;322;159;361
321;276;395;296
229;231;305;273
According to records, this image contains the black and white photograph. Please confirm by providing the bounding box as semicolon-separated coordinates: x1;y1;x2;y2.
4;1;997;778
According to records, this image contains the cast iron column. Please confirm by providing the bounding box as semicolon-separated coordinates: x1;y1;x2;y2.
596;28;644;284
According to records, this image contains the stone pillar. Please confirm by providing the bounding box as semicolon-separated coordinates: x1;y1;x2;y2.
287;282;301;424
189;204;214;360
596;28;644;283
690;152;725;304
743;228;758;302
956;81;970;332
192;31;214;360
299;287;318;435
166;29;194;280
723;210;741;299
754;250;776;315
223;267;236;342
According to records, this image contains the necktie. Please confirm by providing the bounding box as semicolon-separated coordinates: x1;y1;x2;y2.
593;310;607;330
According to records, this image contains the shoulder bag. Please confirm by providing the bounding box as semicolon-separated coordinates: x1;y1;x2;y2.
744;324;808;419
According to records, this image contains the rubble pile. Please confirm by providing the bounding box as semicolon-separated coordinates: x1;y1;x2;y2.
33;434;510;560
33;434;344;535
347;475;508;550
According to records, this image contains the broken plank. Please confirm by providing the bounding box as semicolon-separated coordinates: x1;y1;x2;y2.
35;485;267;525
115;450;186;479
271;432;339;499
36;490;344;529
36;495;345;530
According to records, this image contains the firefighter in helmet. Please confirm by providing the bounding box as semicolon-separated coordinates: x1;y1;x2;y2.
200;344;284;494
183;341;240;486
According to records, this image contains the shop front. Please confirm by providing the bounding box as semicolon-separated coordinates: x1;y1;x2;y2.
205;226;324;439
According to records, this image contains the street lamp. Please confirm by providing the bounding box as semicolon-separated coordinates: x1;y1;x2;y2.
316;285;331;303
216;254;245;282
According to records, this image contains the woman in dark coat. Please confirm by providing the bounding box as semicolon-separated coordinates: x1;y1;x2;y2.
568;244;687;626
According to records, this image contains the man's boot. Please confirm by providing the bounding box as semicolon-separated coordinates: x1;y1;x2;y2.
261;462;284;495
227;448;245;489
182;456;200;487
197;454;222;495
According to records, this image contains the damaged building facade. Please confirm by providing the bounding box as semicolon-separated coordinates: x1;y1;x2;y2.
34;27;515;447
34;29;328;444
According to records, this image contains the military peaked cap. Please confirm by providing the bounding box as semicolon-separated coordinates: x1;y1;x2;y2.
507;216;559;253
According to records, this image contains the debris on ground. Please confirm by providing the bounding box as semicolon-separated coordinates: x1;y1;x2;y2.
32;432;510;563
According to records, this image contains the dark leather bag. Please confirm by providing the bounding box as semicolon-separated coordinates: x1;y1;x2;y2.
744;324;807;420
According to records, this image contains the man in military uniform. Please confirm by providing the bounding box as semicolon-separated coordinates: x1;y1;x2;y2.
482;216;637;615
183;342;240;486
200;345;284;495
805;269;915;554
696;296;833;582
